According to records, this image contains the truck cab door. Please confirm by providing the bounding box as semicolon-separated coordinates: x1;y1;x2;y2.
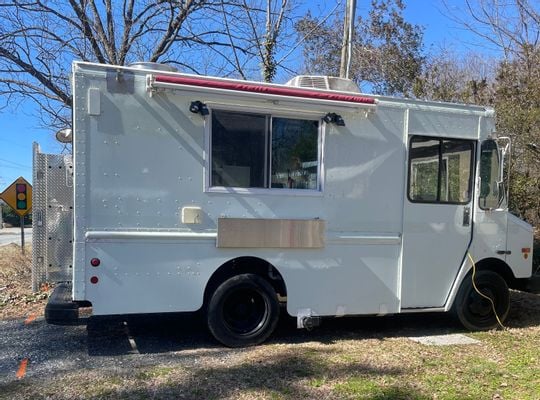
401;136;475;308
473;138;509;268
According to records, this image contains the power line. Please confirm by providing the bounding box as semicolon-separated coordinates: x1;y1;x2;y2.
0;157;31;169
0;164;31;170
0;137;28;149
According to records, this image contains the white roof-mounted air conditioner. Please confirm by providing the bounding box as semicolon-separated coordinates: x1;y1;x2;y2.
286;75;360;93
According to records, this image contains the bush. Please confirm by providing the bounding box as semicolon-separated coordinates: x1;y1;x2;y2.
1;204;31;227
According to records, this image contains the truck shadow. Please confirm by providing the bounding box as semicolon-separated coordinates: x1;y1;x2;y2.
86;290;539;356
85;311;445;356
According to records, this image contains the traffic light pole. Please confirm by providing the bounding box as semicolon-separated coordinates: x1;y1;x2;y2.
20;215;25;254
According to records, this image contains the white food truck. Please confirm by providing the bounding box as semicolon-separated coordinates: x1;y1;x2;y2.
33;61;539;347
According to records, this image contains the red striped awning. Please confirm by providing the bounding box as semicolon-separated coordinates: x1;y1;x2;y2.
154;75;376;105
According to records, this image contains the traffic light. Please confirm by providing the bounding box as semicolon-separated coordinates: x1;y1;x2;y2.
0;177;32;216
16;183;27;210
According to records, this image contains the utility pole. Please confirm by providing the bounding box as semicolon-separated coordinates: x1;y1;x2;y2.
340;0;357;79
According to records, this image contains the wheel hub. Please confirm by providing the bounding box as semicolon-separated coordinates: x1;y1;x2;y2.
223;288;268;335
468;288;495;318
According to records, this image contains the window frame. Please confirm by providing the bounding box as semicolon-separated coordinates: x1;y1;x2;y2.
204;106;325;196
407;135;475;205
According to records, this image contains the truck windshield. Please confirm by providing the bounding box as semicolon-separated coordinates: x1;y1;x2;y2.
479;139;506;209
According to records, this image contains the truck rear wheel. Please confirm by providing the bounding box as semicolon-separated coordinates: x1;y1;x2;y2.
454;270;510;331
207;273;280;347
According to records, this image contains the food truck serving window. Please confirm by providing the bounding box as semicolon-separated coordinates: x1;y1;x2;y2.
210;109;320;190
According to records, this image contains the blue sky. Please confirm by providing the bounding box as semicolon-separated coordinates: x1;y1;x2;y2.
0;0;495;189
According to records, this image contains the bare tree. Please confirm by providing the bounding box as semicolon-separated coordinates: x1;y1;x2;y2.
414;49;496;104
0;0;307;130
444;0;540;61
0;0;252;129
261;0;289;82
213;0;295;82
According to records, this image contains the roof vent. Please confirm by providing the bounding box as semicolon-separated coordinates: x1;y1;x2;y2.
129;62;178;73
286;75;359;93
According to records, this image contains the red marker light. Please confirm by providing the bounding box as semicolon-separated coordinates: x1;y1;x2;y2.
90;276;99;284
90;258;100;267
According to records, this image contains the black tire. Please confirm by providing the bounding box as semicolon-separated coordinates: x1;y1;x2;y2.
207;273;280;347
454;270;510;331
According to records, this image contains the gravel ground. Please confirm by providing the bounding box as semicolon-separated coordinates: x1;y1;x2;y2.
0;312;231;385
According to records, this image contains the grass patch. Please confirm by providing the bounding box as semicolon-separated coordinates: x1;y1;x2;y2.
309;377;326;388
135;366;176;380
334;378;433;400
335;378;430;400
334;378;381;397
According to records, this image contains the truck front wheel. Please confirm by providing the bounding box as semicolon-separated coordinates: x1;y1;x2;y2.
207;273;280;347
454;270;510;331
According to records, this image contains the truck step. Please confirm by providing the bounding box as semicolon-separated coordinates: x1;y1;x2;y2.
45;283;80;325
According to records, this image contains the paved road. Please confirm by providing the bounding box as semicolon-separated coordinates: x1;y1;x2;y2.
0;228;32;247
